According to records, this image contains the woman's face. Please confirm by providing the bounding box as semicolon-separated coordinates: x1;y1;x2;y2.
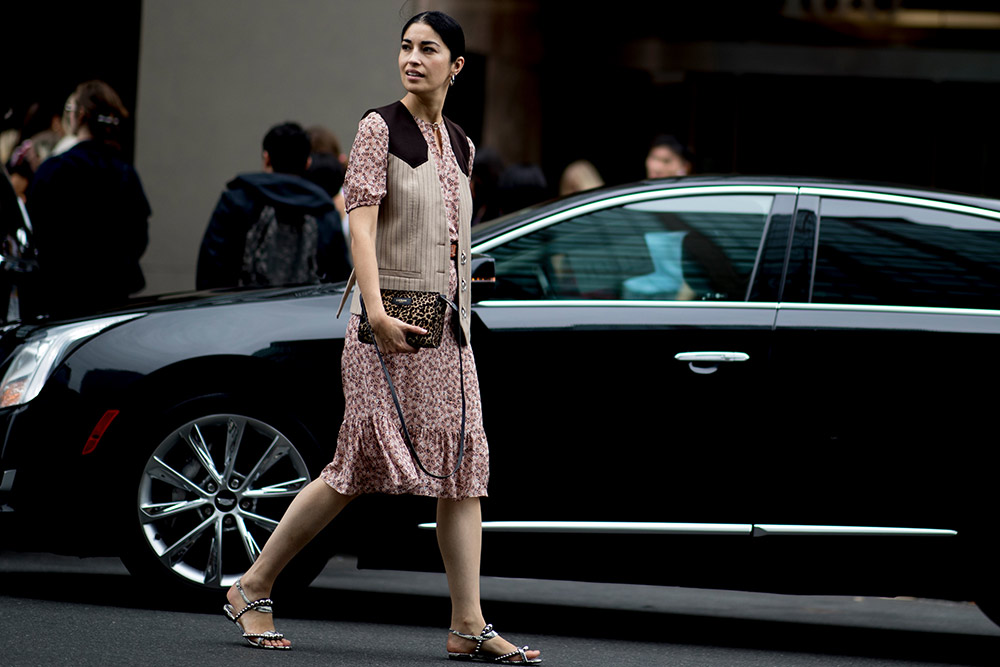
646;145;690;178
399;22;462;96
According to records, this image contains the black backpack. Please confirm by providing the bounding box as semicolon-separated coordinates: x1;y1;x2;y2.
240;205;321;286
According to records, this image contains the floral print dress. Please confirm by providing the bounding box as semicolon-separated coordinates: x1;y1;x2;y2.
320;110;488;499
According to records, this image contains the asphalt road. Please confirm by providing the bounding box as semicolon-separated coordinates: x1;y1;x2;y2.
1;551;999;666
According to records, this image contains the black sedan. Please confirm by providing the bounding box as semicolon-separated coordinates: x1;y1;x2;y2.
3;176;1000;627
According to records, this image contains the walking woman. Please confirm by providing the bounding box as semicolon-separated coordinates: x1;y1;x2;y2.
223;11;541;664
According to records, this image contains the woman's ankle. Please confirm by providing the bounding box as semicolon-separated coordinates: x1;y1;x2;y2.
450;616;487;634
235;571;271;598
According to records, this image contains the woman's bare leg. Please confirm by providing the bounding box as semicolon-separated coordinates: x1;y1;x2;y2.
437;497;540;662
226;478;355;648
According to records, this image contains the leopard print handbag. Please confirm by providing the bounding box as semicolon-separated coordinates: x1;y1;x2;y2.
358;290;451;348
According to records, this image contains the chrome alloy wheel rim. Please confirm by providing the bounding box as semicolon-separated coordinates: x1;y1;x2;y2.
137;414;310;588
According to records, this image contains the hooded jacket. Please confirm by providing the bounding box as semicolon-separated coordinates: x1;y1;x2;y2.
196;172;350;289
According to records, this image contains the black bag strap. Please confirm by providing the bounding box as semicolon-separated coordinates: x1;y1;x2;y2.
361;296;466;479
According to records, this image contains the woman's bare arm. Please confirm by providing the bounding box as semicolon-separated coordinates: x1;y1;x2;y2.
349;205;426;354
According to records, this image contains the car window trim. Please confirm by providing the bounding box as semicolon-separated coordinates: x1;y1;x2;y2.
478;299;1000;318
799;187;1000;221
472;185;799;254
780;301;1000;315
475;300;780;309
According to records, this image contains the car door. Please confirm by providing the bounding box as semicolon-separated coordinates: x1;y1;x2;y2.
768;189;1000;542
467;185;795;585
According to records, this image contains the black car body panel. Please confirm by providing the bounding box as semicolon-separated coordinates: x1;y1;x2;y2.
2;176;999;612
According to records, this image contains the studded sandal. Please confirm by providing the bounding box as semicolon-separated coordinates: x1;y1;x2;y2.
448;623;541;664
222;578;291;650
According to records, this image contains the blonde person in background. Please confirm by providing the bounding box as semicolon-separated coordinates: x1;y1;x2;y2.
559;159;603;196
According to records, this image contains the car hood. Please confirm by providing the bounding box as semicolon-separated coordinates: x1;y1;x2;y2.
8;281;350;329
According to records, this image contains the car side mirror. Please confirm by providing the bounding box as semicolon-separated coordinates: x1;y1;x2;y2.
470;254;495;303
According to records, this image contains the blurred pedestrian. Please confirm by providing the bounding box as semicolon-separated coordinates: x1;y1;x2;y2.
559;159;603;196
497;163;548;215
471;146;503;223
303;151;346;201
26;80;150;317
306;124;347;165
645;133;693;179
197;122;350;289
5;130;60;201
51;92;81;156
305;124;349;242
219;11;540;665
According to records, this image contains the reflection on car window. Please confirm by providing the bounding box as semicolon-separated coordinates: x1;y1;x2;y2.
813;199;1000;309
489;194;773;301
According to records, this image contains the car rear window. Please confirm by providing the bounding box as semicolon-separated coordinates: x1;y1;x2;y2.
812;198;1000;310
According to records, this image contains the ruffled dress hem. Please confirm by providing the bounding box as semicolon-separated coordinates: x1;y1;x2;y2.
321;415;489;500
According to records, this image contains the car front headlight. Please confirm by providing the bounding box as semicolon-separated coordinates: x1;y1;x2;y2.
0;314;144;408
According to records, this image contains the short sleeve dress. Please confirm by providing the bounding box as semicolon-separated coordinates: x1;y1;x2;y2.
320;111;489;500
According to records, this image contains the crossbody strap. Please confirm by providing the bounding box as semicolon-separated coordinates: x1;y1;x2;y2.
362;296;466;479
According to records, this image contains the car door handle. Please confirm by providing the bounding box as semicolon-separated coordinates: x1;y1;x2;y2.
674;352;750;375
674;352;750;363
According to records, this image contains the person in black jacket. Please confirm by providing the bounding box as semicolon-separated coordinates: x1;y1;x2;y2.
26;80;150;318
196;122;350;289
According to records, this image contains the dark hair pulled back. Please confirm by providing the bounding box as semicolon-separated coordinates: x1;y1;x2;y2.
402;11;465;62
73;80;129;147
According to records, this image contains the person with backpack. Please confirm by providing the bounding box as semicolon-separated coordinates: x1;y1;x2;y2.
196;122;350;289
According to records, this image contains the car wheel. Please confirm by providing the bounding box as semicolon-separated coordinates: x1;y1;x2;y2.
120;403;331;597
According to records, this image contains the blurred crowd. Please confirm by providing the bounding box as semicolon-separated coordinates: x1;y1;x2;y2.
3;78;696;320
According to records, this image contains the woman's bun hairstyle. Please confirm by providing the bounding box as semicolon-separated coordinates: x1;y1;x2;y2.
73;80;129;147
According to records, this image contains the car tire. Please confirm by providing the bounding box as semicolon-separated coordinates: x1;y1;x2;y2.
118;396;333;600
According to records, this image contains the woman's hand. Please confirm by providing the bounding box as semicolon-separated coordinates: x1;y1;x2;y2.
370;312;427;355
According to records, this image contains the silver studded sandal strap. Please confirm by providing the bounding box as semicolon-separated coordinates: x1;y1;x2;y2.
449;629;481;642
478;623;498;640
243;631;285;640
449;623;499;655
233;597;275;622
449;624;497;641
234;579;253;605
494;646;532;663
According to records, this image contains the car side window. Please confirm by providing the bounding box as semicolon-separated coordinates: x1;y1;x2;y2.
489;194;774;301
813;198;1000;309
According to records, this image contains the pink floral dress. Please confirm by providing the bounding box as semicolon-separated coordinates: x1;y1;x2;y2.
320;111;488;499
